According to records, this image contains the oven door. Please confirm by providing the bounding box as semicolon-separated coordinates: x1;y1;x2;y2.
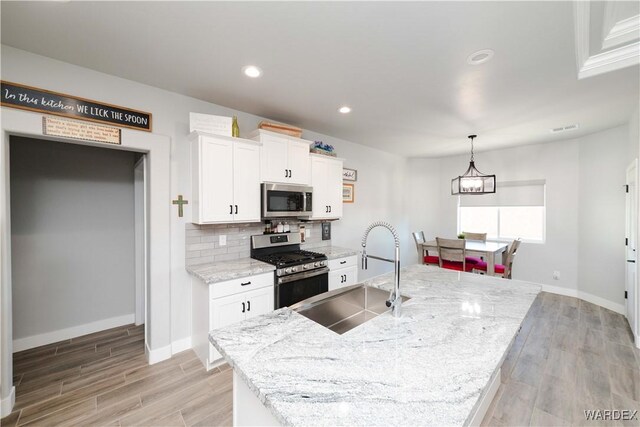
275;268;329;308
262;183;313;218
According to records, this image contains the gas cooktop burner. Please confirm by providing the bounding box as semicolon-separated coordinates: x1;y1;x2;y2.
253;250;327;268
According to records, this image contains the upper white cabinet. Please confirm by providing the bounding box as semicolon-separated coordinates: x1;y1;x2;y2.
190;131;261;224
310;154;344;220
249;129;310;185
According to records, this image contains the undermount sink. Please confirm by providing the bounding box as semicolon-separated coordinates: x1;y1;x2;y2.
290;284;411;334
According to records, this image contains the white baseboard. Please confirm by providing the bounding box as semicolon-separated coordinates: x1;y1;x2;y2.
0;386;15;417
12;314;135;352
146;342;172;365
541;284;626;315
171;336;192;355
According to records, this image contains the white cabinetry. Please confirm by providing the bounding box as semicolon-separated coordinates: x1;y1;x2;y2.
192;272;274;370
328;255;358;291
190;131;261;224
249;129;310;185
310;154;344;220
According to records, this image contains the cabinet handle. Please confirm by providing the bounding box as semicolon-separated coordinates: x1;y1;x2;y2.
288;169;292;177
241;302;245;313
340;261;347;265
241;281;252;286
229;204;233;214
235;205;238;214
285;169;288;178
329;206;332;213
247;301;251;311
326;206;329;213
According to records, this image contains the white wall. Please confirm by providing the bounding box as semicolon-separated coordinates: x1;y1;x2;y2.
10;137;136;341
577;126;629;306
408;126;629;309
405;158;442;265
628;104;639;160
0;45;409;349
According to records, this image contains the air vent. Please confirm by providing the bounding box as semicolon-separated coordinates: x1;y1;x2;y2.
550;124;579;133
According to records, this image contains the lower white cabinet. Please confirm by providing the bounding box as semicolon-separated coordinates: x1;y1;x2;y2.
192;272;274;370
328;255;358;291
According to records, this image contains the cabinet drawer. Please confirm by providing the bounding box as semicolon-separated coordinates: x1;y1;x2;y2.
210;272;274;299
328;255;357;271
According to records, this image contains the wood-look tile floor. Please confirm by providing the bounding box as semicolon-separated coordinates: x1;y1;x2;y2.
2;292;638;427
483;292;640;427
1;324;231;427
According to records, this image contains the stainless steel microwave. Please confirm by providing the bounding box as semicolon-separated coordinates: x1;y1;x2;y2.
261;183;313;218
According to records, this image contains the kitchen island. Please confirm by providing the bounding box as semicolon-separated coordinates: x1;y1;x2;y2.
209;264;541;426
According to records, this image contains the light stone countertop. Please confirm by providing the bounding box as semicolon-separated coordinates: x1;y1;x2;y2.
186;257;275;284
312;245;359;260
209;264;541;426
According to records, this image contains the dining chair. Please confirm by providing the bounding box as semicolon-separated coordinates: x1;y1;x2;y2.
413;231;439;265
436;237;474;272
473;239;521;279
461;231;486;264
463;232;487;241
461;232;486;263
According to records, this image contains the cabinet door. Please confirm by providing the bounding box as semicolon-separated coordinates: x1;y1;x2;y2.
326;159;344;218
233;142;261;222
328;269;342;292
244;286;274;320
288;140;310;185
310;156;328;219
341;266;358;287
260;136;289;183
210;293;247;331
329;266;358;291
209;293;246;363
200;136;234;222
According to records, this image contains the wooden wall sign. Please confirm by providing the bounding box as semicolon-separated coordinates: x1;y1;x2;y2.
1;81;152;132
43;117;121;145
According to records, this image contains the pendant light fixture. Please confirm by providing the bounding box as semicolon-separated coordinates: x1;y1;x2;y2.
451;135;496;195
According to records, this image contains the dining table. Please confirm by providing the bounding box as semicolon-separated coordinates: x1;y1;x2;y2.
421;240;510;276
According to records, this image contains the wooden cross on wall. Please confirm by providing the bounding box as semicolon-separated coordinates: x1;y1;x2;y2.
172;195;188;218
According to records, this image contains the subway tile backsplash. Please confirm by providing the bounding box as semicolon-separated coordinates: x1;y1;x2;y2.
185;221;330;266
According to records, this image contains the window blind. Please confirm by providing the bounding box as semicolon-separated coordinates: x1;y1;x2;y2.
459;180;545;207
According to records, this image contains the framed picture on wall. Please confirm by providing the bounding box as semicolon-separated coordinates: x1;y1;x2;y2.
343;168;357;181
343;184;355;203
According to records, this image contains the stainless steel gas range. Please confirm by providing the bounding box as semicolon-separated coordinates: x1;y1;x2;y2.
250;233;328;309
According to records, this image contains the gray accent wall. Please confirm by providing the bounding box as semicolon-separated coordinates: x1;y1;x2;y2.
10;137;137;340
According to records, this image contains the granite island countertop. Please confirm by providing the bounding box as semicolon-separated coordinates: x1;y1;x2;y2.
186;257;275;284
209;264;541;426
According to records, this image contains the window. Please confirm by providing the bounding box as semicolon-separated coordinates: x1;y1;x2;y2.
458;181;546;243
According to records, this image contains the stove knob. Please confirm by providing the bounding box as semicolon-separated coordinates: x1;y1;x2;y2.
292;266;298;272
285;267;292;274
314;262;320;267
303;264;309;270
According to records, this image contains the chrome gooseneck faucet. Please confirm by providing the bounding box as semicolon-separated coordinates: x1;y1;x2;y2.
361;221;402;317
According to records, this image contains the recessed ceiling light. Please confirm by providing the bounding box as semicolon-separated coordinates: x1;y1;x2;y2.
242;65;262;78
338;106;352;114
466;49;495;65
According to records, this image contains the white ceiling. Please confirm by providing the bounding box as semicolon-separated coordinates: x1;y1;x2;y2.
1;1;638;157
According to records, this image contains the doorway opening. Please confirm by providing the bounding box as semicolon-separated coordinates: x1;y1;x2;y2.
9;136;148;353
